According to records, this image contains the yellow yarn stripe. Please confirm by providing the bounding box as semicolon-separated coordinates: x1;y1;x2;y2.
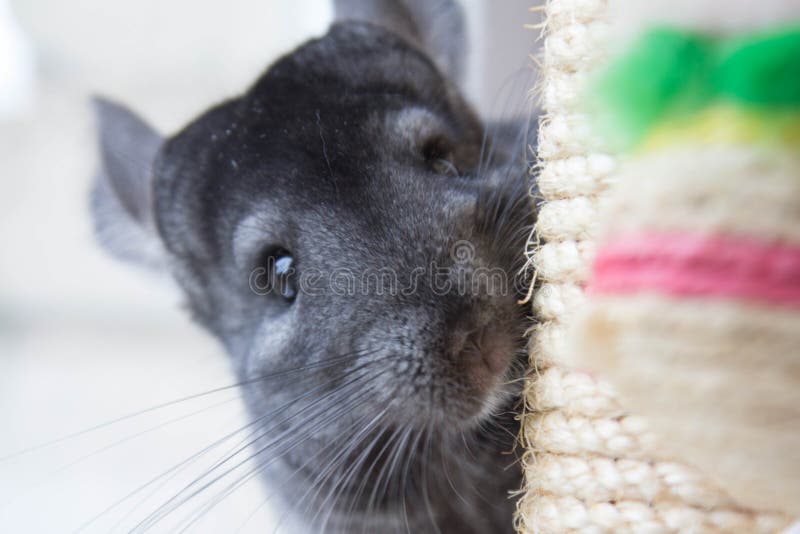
640;102;800;151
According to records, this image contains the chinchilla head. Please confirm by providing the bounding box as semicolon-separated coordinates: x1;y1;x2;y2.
91;0;536;531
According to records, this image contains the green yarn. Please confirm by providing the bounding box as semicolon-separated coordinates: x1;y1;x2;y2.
592;24;800;148
716;30;800;105
593;28;713;147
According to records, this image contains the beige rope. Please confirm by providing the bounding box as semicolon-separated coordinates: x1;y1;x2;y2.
515;1;791;531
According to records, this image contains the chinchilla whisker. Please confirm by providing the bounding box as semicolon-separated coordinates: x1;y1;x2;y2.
2;394;242;514
110;385;353;534
134;370;385;532
232;442;345;534
323;420;391;533
132;394;362;532
477;66;535;175
488;172;530;231
400;468;413;532
80;396;324;534
266;416;380;534
475;419;505;450
459;429;478;462
477;112;531;183
370;428;412;534
438;438;472;508
330;392;403;529
381;425;415;515
295;413;377;530
441;436;492;506
1;349;372;464
360;424;407;534
353;424;407;534
373;425;409;518
498;357;530;388
398;427;424;532
496;183;534;230
344;420;386;527
421;427;443;534
77;355;385;533
309;407;391;529
212;382;383;528
172;381;383;534
236;412;381;534
399;428;422;504
176;414;365;534
478;66;538;171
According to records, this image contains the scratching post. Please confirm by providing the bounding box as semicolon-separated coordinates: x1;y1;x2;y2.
515;1;792;532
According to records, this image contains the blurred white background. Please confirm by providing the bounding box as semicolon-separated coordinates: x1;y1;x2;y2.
0;0;537;532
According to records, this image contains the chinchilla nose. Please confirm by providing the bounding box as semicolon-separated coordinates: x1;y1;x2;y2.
442;301;517;389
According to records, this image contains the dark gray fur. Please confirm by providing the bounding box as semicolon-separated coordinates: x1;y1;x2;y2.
91;1;537;532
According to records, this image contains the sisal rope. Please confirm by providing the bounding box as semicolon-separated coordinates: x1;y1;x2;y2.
515;1;791;532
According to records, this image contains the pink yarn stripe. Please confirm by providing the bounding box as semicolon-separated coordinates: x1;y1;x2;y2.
590;231;800;307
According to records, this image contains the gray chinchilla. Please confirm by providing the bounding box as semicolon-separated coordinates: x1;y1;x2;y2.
91;1;538;532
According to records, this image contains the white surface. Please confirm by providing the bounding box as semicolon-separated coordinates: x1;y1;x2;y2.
0;0;35;118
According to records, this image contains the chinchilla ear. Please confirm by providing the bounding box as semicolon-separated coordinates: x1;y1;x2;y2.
90;96;165;269
333;0;467;84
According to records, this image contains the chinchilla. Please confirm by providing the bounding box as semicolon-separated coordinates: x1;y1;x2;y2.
90;0;538;532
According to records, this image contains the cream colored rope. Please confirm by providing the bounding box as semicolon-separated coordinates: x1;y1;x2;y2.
515;1;790;532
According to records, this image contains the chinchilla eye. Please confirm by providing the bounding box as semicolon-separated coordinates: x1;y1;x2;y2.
421;136;459;177
272;249;297;302
253;247;297;302
430;157;459;177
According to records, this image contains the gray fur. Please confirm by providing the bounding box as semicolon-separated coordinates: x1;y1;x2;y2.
91;2;536;532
